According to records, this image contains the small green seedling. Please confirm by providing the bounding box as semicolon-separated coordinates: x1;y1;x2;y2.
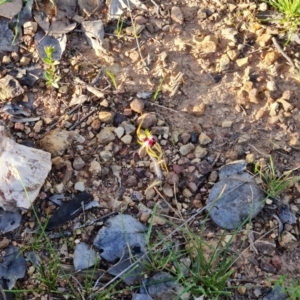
153;76;165;101
115;17;124;39
42;45;61;89
105;68;118;90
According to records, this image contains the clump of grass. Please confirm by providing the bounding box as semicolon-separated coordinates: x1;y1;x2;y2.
264;0;300;40
140;207;241;299
254;155;300;198
270;275;300;299
42;45;61;89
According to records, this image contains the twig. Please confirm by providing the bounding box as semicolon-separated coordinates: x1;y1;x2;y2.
272;37;298;73
68;108;98;130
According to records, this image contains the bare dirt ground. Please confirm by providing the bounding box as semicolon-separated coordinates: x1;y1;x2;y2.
1;0;300;299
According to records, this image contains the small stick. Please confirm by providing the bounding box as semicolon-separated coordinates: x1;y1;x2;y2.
272;37;298;73
68;108;97;130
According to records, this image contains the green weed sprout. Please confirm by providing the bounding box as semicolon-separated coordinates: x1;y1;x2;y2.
115;17;124;39
153;76;165;101
136;121;168;173
42;45;61;89
105;68;118;90
254;155;300;198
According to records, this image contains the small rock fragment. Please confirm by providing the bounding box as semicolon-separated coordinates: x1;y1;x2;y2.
137;113;157;128
121;134;132;144
264;50;279;66
171;6;184;24
218;54;230;71
256;34;272;47
222;120;233;128
279;231;297;248
196;35;217;53
73;157;85;170
74;181;85;191
199;132;212;145
114;126;125;138
20;57;31;66
97;127;116;144
236;57;249;67
99;111;114;123
0;75;24;101
179;143;195;156
130;98;144;114
40;129;74;157
89;160;102;175
194;146;207;158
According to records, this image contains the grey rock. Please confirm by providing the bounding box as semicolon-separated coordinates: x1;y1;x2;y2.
255;240;276;255
263;286;287;300
108;0;146;19
199;132;212;145
93;214;147;262
207;160;265;229
0;209;22;233
130;98;144;114
179;143;195;156
74;242;98;271
73;157;85;170
121;134;132;144
97;127;116;144
81;20;104;50
121;121;136;135
0;75;24;101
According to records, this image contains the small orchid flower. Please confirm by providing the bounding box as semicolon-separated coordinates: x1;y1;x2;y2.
136;121;168;172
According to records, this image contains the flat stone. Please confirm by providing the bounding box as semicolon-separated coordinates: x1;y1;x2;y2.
130;98;144;114
255;240;276;255
91;119;101;130
236;57;249;67
54;183;64;193
99;111;114;123
199;132;212;145
97;127;116;144
114;127;125;138
0;126;51;210
59;85;68;94
40;129;74;157
0;75;24;101
120;122;136;135
100;150;112;161
121;134;132;144
222;120;233;128
179;143;195;156
266;80;277;91
207;160;265;229
171;6;184;24
74;181;85;191
194;146;207;158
